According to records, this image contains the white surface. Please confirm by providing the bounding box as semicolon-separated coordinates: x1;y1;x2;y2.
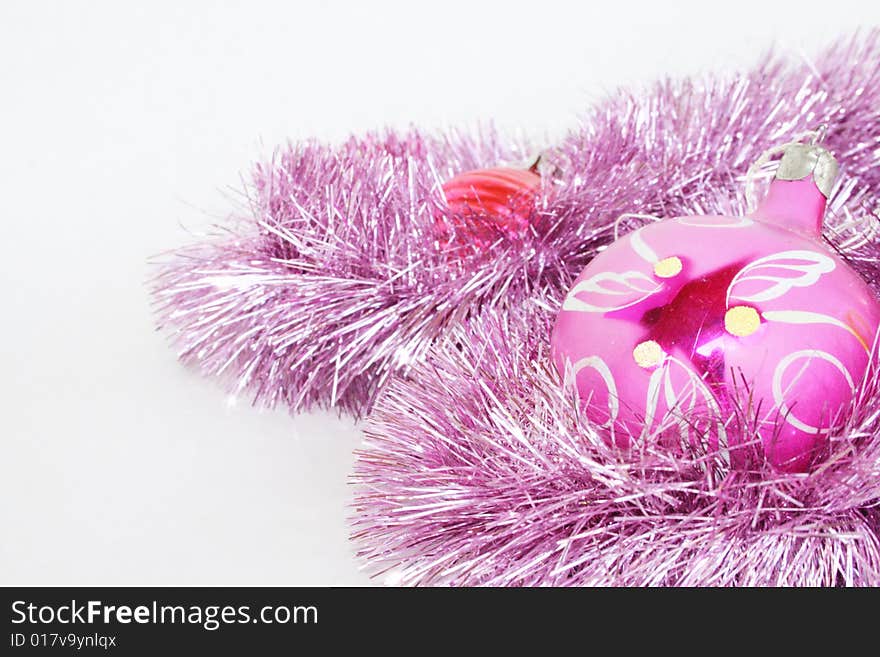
1;1;878;585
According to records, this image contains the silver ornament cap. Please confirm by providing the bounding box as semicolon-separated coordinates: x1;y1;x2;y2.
775;142;839;198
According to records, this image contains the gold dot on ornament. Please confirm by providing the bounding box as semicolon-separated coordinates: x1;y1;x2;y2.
633;340;665;369
724;306;761;337
653;256;683;278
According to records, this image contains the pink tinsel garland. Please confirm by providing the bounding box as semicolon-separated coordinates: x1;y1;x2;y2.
153;32;880;584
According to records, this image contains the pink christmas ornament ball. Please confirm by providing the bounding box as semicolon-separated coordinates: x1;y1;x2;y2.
551;143;880;472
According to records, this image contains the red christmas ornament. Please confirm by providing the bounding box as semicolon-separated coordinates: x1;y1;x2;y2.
435;166;541;247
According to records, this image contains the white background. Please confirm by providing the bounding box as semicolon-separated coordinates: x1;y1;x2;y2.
1;1;878;585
